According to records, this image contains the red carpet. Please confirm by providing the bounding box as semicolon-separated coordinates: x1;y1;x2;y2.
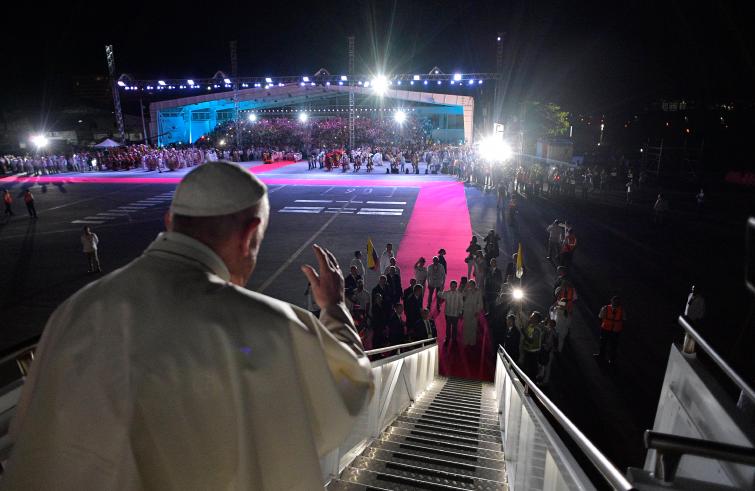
396;181;495;381
248;160;298;173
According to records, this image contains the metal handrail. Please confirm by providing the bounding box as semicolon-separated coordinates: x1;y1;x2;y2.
678;316;755;404
645;430;755;466
645;430;755;483
365;338;436;356
498;346;635;491
0;337;39;367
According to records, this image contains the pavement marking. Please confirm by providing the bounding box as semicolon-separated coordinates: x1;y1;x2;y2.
295;199;333;203
357;210;404;216
366;201;406;205
97;212;128;216
320;186;334;195
71;219;105;224
279;206;325;214
267;184;287;194
85;216;115;220
325;210;354;214
258;196;360;293
337;200;363;203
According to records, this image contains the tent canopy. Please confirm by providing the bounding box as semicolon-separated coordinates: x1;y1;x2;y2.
93;138;122;148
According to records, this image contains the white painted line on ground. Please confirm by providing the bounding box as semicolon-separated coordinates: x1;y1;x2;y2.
320;186;334;195
365;201;407;205
357;210;404;216
72;220;105;224
359;208;405;212
267;185;287;194
325;210;354;214
279;206;325;214
85;216;114;220
336;200;363;203
295;199;333;203
97;213;127;217
327;207;356;211
258;197;358;293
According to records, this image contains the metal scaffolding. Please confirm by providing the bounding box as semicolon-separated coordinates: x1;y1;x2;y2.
347;36;355;151
105;45;126;143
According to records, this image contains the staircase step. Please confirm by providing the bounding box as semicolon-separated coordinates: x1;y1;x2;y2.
420;401;498;418
380;432;504;462
369;439;504;470
327;479;393;491
410;406;499;425
361;447;507;483
346;455;507;490
386;426;502;452
424;395;494;409
397;415;501;437
391;420;501;444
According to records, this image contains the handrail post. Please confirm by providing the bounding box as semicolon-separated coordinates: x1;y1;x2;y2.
681;332;696;355
654;449;681;484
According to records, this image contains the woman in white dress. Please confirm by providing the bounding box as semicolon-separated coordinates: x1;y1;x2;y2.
462;280;483;346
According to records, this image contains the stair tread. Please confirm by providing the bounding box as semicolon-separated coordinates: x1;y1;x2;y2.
397;415;501;435
391;420;502;443
362;446;507;483
381;430;504;459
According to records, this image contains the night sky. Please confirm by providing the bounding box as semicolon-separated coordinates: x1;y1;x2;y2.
2;1;753;115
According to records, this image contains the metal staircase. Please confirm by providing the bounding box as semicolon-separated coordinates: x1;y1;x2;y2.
328;377;507;490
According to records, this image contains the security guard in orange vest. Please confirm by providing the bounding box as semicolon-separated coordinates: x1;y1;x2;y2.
594;295;626;364
559;228;577;267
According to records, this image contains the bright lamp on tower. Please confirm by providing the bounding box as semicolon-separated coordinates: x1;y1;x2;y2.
394;110;407;124
298;112;308;123
479;136;514;162
372;75;388;95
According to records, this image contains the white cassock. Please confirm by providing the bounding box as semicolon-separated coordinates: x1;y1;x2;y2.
378;250;394;276
2;232;373;491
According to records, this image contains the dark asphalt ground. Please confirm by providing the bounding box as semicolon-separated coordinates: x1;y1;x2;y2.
1;162;752;474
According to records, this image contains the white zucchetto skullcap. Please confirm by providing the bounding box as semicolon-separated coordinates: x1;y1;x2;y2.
170;161;267;217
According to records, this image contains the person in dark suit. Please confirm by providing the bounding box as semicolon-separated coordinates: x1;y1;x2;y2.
419;308;437;339
372;275;391;316
344;265;362;300
484;258;503;314
387;303;406;348
404;284;424;338
386;266;403;305
370;293;388;349
502;312;521;362
403;278;418;304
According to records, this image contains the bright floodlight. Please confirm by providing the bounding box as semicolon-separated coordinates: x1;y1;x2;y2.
158;80;166;86
394;110;407;124
298;112;308;123
265;77;272;83
453;73;462;81
117;80;126;87
248;114;257;122
219;139;226;146
187;79;195;86
341;75;348;81
512;288;524;301
479;137;514;162
413;75;420;81
30;134;48;148
302;76;310;82
372;75;388;95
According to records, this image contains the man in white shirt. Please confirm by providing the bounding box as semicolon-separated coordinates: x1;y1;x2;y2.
350;250;365;278
379;243;395;275
439;281;463;346
546;219;562;260
3;161;373;490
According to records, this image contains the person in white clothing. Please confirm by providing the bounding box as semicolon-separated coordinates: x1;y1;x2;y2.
350;250;365;278
438;280;463;346
80;226;101;273
378;243;395;275
3;161;373;491
461;280;483;346
426;256;446;310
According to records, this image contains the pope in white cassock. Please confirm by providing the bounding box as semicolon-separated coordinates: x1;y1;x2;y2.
1;161;374;490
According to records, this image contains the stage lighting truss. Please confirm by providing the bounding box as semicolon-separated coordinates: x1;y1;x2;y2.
115;71;499;93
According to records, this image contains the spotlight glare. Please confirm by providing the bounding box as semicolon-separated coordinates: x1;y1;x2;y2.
413;75;420;80
468;79;475;85
302;76;310;82
512;288;524;300
223;78;231;84
394;110;407;124
30;134;48;148
453;73;462;81
479;136;514;162
298;112;308;123
248;114;257;122
265;77;272;83
117;80;126;87
187;79;195;85
157;80;166;86
423;80;428;85
372;75;388;95
341;75;348;81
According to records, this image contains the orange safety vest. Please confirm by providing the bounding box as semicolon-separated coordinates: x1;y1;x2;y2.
558;285;575;313
601;305;624;332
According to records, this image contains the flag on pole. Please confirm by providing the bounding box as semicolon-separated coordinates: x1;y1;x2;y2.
367;238;379;271
516;242;524;279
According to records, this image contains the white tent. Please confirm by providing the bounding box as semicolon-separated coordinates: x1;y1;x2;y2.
93;138;122;148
